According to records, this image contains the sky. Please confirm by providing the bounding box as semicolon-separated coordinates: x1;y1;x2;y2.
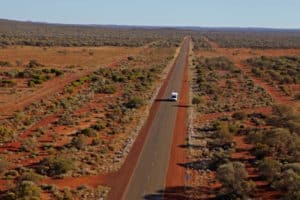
1;0;299;29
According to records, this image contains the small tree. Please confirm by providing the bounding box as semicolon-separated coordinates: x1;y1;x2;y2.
217;162;255;198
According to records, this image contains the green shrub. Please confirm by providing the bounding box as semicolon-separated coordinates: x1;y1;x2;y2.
0;61;12;67
3;181;42;200
295;93;300;100
91;122;105;131
0;157;10;175
252;143;269;159
80;128;96;137
217;162;255;198
232;111;247;120
37;156;74;176
18;170;42;183
71;135;86;150
275;169;300;200
259;158;281;182
27;60;43;68
21;137;38;152
125;96;144;109
0;126;15;142
192;96;204;105
97;84;116;94
0;79;16;87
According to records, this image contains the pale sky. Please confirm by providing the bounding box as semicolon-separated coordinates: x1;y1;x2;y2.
1;0;299;29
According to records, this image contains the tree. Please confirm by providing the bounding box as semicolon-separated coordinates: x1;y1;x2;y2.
217;162;255;198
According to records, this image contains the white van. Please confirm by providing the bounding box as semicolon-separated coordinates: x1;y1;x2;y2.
170;92;178;101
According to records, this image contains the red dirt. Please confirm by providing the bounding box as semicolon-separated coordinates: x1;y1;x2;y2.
164;37;190;189
40;39;187;199
203;38;298;107
0;52;136;120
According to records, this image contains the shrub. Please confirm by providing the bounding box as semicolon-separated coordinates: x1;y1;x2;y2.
21;137;38;152
213;122;233;146
91;122;105;131
27;60;43;68
71;135;86;150
217;162;255;198
4;181;42;200
258;158;281;182
125;96;144;109
275;169;300;200
18;170;42;183
0;61;11;67
252;143;270;159
37;156;74;176
97;84;116;94
192;96;204;105
210;149;230;170
80;128;96;137
0;157;9;175
0;126;15;142
0;79;16;87
295;93;300;100
232;111;247;120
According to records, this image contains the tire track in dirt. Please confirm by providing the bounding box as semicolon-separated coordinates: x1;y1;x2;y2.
204;38;296;106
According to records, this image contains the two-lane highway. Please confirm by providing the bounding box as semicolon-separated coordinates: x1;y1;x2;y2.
124;38;190;200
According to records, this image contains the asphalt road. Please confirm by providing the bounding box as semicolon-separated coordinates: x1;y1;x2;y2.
124;38;190;200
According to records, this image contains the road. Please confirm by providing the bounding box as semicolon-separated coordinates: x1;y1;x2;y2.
124;38;190;200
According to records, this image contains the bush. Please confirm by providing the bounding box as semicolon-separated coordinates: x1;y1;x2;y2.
0;79;16;87
97;84;116;94
37;156;74;176
0;61;12;67
0;157;9;175
3;181;42;200
27;60;43;68
252;143;270;159
216;162;255;198
275;169;300;200
192;96;204;105
18;170;42;183
258;158;281;182
125;96;144;109
71;135;86;150
21;137;38;152
91;122;105;131
232;111;247;120
210;149;230;170
295;93;300;100
0;126;15;142
80;128;96;137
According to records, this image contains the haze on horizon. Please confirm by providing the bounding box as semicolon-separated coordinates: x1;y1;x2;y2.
1;0;300;29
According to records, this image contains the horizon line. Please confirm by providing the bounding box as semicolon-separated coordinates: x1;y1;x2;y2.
1;18;300;31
